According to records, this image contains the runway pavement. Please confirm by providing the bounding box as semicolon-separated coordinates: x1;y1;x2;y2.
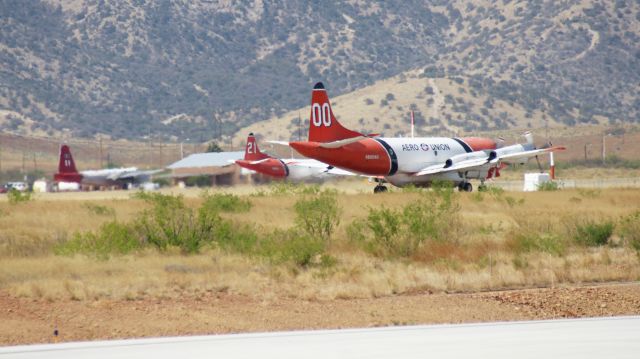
1;316;639;358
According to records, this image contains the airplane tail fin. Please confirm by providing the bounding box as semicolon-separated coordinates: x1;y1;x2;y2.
244;133;270;161
58;144;78;174
308;82;363;143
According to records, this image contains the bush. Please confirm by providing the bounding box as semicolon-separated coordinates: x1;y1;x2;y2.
200;191;252;213
348;189;459;258
618;211;640;251
259;229;326;267
569;219;615;247
537;181;560;191
58;192;245;256
7;189;32;204
508;232;565;256
294;190;341;240
55;221;139;258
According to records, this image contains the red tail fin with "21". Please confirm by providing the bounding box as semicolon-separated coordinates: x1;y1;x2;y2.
244;133;270;161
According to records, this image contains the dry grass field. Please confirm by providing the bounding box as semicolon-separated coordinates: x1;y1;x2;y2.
1;183;639;303
1;183;640;345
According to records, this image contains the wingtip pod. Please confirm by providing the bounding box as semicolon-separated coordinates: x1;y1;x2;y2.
308;82;363;143
244;133;270;161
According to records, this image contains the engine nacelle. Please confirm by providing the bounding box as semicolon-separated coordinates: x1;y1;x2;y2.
444;150;490;168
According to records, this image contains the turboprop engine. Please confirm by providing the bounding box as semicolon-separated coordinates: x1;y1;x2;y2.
444;150;492;168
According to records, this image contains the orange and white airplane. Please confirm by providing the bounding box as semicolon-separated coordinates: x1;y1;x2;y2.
235;133;352;181
282;82;565;193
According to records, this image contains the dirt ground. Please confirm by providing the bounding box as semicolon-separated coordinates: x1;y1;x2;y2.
2;283;639;346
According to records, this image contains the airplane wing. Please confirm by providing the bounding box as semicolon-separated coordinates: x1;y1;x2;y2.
414;158;490;176
413;146;566;177
114;169;164;180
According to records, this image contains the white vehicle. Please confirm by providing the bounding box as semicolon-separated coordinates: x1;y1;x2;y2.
6;181;28;192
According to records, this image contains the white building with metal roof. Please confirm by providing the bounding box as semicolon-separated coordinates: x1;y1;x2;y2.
166;151;247;186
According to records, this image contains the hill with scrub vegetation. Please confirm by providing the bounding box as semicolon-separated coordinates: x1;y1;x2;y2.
0;0;638;143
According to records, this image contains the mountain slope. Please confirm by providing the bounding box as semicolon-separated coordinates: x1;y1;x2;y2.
0;0;638;141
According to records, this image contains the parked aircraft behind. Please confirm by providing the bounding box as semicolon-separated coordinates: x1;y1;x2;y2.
235;133;352;181
53;144;160;190
285;82;565;193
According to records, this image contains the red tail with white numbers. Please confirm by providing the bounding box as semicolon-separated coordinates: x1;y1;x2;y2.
308;82;363;143
244;133;270;161
54;144;83;183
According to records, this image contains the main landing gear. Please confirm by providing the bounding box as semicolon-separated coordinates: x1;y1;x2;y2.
373;178;388;193
374;184;388;193
458;182;473;192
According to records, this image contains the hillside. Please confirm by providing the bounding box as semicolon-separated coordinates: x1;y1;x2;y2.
1;0;639;142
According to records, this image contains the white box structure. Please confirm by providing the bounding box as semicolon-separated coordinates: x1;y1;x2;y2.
523;172;551;192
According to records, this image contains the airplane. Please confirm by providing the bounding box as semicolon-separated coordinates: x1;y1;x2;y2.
234;133;353;181
283;82;565;193
53;144;160;190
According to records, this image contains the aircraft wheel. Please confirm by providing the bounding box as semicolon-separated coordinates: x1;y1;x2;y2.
373;185;388;194
463;182;473;192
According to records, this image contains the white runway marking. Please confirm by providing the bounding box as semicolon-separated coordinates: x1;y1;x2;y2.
2;316;639;359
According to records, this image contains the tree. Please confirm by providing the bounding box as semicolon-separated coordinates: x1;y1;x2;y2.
206;142;223;152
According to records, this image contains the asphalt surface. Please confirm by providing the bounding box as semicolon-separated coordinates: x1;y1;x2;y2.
1;316;639;359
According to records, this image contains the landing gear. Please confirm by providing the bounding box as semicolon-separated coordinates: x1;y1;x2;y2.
374;185;388;193
458;182;473;192
478;180;487;192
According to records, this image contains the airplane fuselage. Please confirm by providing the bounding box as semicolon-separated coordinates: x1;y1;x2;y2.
290;136;496;186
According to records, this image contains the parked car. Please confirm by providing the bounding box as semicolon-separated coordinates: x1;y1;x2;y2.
4;182;28;192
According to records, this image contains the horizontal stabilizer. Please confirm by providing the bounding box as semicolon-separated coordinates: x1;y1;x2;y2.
266;140;290;146
318;136;369;148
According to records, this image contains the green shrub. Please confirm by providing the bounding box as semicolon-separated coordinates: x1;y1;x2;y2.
7;189;32;204
618;211;640;251
569;219;615;247
259;229;326;267
200;191;252;213
55;221;139;258
294;190;341;240
537;181;560;191
509;232;565;256
348;189;460;258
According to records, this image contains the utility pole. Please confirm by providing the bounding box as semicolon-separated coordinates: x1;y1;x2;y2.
584;143;590;161
602;133;606;165
159;140;163;168
99;135;103;168
298;111;302;141
21;151;26;181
